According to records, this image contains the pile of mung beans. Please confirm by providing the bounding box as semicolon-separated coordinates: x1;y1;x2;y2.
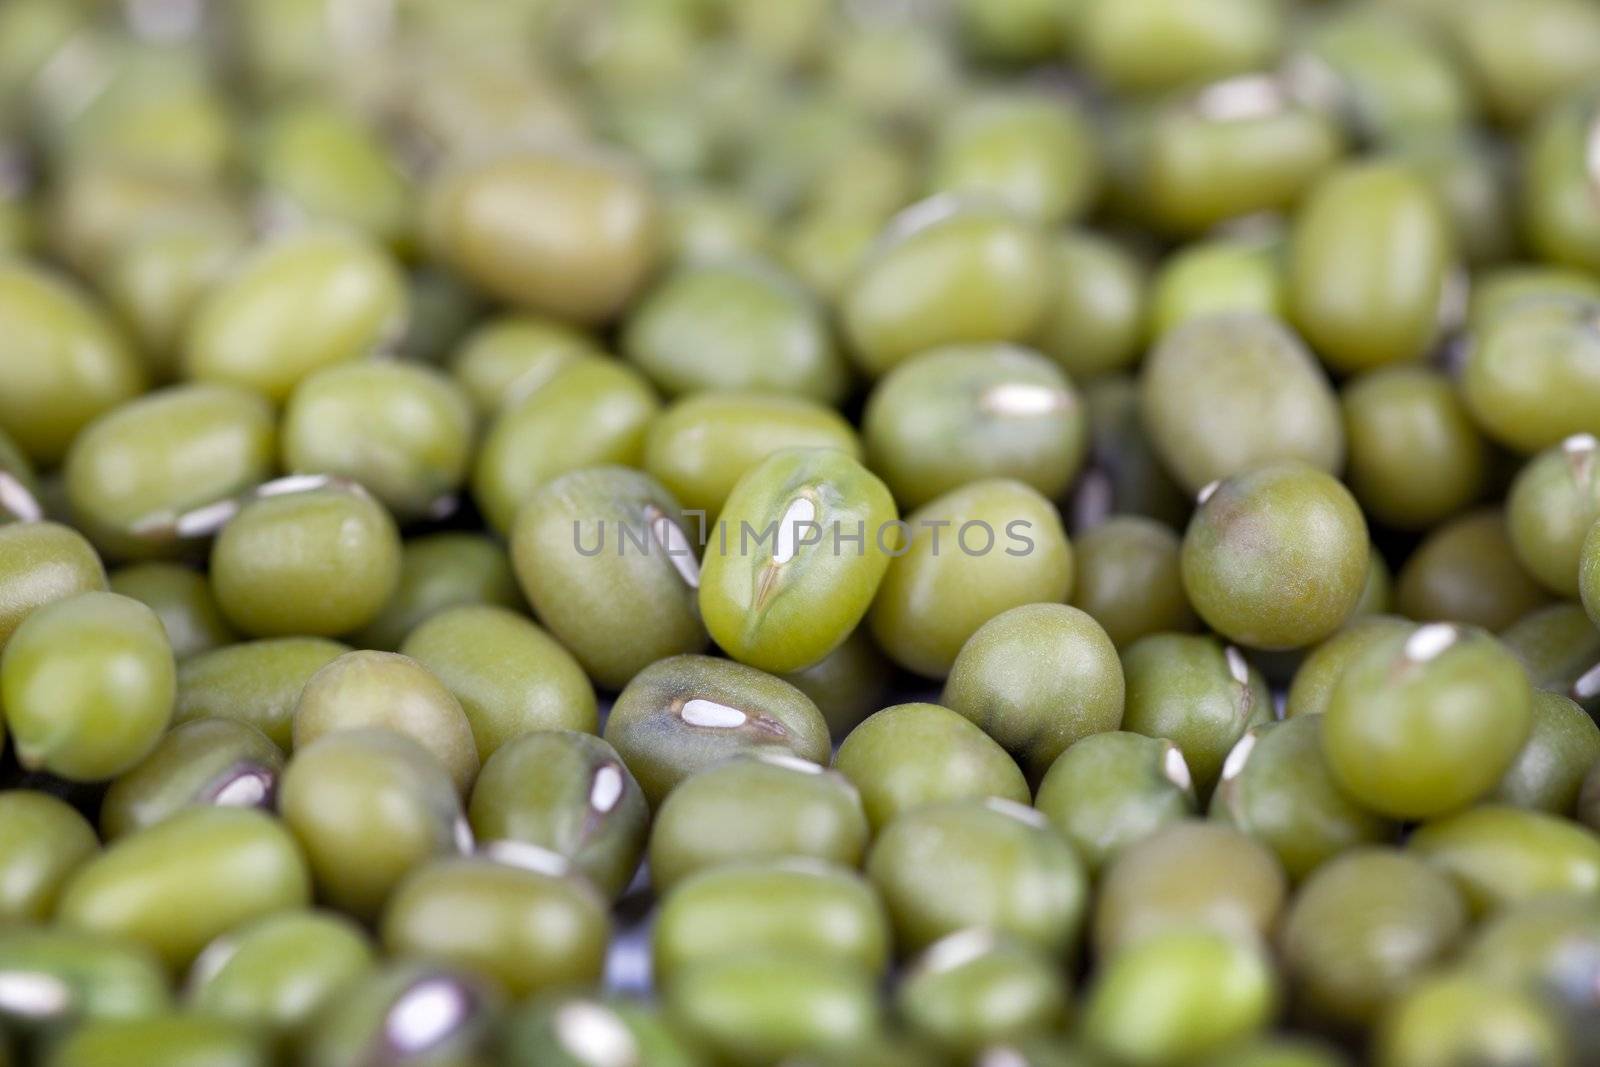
3;0;1600;1064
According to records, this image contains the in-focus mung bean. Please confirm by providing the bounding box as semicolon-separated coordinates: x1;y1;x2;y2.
1322;623;1533;819
699;448;897;674
511;467;706;690
209;487;402;640
942;603;1124;781
468;730;647;900
1121;633;1273;797
6;2;1600;1062
603;653;831;806
1035;731;1198;875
